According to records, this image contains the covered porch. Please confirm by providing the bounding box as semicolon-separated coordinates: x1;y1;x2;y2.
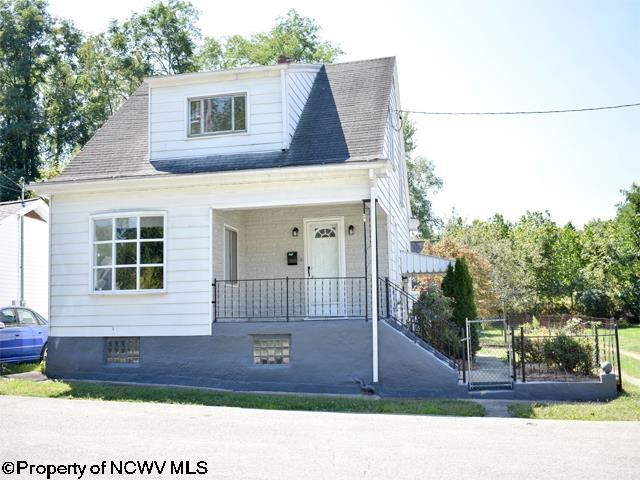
211;202;389;322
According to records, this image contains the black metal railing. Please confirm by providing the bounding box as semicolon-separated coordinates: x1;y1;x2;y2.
511;322;622;390
378;277;465;376
213;277;368;321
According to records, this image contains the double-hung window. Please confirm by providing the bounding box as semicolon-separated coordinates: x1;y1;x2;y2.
92;214;165;292
189;93;247;137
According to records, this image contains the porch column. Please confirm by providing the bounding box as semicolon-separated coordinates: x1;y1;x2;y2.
369;174;379;383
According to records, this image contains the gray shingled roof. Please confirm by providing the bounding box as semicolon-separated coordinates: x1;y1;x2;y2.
54;57;395;183
0;198;41;222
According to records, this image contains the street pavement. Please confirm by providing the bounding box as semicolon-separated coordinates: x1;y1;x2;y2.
0;396;638;479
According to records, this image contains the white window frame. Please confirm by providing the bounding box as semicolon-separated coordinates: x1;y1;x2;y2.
89;211;167;295
186;92;248;138
223;224;239;283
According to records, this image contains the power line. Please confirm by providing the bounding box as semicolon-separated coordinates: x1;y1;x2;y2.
399;101;640;116
0;171;23;189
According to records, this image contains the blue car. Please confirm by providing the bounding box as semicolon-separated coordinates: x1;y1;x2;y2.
0;307;48;364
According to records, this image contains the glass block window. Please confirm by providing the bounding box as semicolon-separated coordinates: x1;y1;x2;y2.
188;94;247;136
253;336;290;365
92;214;165;292
106;337;140;364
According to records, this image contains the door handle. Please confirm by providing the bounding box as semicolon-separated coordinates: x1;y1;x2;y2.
307;266;312;277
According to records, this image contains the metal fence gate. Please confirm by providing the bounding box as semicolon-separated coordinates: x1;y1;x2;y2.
466;319;513;390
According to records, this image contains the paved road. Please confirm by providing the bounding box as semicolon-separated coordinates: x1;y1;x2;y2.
0;396;638;480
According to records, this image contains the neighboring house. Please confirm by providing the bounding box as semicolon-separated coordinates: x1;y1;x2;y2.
0;198;49;315
34;57;460;396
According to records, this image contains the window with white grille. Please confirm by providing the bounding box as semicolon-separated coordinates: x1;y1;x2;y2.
92;213;165;292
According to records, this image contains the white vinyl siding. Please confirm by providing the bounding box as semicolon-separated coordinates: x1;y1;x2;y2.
286;69;319;140
149;66;320;161
48;173;372;337
0;212;49;315
378;72;411;284
150;73;282;160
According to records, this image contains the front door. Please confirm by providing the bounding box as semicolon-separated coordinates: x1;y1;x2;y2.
305;219;343;316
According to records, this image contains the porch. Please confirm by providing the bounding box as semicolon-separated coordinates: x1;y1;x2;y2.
211;202;390;322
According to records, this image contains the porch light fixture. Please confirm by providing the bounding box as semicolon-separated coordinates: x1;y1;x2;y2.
291;227;299;237
348;225;355;236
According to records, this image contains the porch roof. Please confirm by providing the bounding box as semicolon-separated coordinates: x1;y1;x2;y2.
400;251;453;274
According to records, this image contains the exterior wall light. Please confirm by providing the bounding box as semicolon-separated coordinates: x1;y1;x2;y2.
292;227;299;237
348;225;355;236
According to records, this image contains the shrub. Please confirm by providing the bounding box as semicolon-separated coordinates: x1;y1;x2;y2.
411;286;461;358
541;334;594;376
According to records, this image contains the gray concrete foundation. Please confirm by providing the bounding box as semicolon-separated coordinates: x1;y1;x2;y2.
46;320;620;401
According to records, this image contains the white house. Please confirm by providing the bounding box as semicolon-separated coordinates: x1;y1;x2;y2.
0;198;49;315
35;57;462;396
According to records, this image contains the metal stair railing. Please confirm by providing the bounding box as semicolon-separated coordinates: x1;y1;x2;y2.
378;277;465;376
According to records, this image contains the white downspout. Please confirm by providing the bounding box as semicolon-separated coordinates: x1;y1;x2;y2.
369;170;379;383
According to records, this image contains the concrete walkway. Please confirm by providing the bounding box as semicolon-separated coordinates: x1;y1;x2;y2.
0;396;637;479
0;370;47;382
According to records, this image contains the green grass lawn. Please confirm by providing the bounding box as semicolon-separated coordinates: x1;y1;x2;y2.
509;384;640;421
618;325;640;353
617;325;640;383
0;378;485;417
508;325;640;421
0;361;43;376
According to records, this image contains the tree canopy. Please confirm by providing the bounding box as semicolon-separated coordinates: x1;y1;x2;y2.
0;1;342;197
438;185;640;322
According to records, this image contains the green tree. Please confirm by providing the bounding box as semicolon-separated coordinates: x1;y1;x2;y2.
442;258;479;351
111;0;200;77
197;9;342;70
402;116;443;239
613;183;640;321
0;0;80;199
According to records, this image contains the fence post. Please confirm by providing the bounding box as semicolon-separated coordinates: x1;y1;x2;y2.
461;328;466;384
594;325;600;367
285;277;289;322
614;323;622;392
511;327;517;381
385;277;390;319
520;326;526;383
212;279;217;323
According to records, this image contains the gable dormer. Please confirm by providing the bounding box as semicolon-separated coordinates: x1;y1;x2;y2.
147;63;322;161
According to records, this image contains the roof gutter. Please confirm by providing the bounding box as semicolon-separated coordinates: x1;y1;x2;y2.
32;159;390;196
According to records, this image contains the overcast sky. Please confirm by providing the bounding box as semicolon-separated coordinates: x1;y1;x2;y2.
49;0;640;227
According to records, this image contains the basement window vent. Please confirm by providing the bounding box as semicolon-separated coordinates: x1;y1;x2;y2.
106;337;140;364
253;336;290;365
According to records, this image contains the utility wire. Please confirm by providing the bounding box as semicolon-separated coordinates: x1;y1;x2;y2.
398;101;640;116
0;171;24;189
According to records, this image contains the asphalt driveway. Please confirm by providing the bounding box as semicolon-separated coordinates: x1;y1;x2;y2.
0;396;637;479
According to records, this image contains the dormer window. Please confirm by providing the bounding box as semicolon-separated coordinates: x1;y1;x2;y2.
188;93;247;137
